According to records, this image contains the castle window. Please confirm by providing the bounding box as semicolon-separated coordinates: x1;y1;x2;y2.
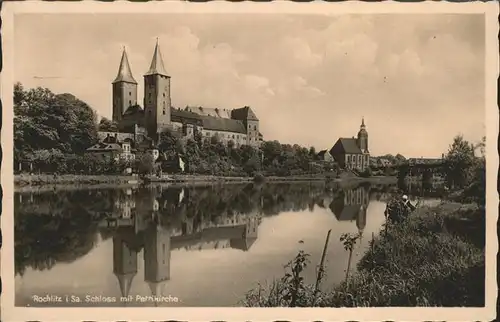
129;91;131;96
253;125;256;130
163;93;165;97
129;100;131;106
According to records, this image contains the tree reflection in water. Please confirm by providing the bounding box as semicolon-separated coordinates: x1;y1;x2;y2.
15;182;397;279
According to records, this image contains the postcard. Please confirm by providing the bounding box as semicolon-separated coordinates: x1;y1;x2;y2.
1;1;498;321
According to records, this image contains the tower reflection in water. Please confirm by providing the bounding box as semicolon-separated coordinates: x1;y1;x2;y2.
101;187;262;301
324;185;369;236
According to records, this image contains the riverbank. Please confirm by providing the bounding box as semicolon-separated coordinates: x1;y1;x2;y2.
14;173;397;191
14;174;140;187
243;201;485;307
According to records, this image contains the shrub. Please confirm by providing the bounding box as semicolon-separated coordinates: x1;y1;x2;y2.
359;167;373;178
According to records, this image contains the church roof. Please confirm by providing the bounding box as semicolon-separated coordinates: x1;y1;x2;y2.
329;199;361;221
333;138;363;154
113;48;137;84
231;106;259;121
144;40;169;77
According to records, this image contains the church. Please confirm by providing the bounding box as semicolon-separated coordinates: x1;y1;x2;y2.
97;40;263;153
329;118;370;172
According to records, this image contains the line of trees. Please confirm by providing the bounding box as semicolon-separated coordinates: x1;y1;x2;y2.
14;83;337;177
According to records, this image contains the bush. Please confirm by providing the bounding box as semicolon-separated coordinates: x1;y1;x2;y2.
244;202;485;307
359;167;373;178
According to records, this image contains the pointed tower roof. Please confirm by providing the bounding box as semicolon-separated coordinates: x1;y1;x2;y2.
360;117;366;129
115;272;136;298
113;48;138;84
145;39;169;77
148;280;167;305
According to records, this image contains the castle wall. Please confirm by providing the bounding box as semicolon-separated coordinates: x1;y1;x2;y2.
98;131;135;142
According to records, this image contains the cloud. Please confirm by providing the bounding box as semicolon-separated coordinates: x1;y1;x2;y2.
14;13;485;157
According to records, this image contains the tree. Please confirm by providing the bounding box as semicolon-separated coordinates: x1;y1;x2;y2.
138;153;155;175
98;118;118;132
308;146;316;159
158;129;183;159
444;135;476;189
14;83;99;156
394;154;406;165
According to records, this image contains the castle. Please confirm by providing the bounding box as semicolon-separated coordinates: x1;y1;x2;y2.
99;40;263;151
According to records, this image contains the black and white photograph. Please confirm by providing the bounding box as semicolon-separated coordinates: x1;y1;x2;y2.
1;1;497;321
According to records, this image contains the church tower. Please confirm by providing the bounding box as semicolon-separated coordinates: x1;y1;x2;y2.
357;117;369;153
144;39;172;139
112;48;138;123
357;117;370;172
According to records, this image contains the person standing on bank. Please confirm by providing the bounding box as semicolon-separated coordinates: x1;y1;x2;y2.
402;195;417;212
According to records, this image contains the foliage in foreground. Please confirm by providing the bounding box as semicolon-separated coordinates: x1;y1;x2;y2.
243;202;485;307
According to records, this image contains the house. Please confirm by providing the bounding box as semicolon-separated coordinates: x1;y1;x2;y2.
86;135;136;162
377;158;392;167
317;150;334;162
329;119;370;172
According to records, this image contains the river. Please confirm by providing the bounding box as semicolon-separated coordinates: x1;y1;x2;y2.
14;181;438;307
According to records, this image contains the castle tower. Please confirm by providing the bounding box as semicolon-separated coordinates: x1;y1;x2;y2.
231;106;261;147
144;39;172;139
112;230;138;298
112;47;138;123
144;223;171;300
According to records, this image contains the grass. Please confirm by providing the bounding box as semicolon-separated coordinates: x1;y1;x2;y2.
243;201;485;307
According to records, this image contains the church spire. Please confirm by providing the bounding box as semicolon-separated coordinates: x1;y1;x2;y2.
360;117;366;129
145;38;169;77
113;47;137;84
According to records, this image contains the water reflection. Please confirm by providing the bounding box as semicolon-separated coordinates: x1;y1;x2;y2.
106;202;261;300
15;182;397;307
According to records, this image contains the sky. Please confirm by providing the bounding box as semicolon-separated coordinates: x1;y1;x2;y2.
14;13;485;158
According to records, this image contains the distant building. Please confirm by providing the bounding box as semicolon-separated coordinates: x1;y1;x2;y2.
316;150;334;162
102;40;263;151
377;158;392;168
86;133;136;162
407;156;444;167
329;118;370;172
